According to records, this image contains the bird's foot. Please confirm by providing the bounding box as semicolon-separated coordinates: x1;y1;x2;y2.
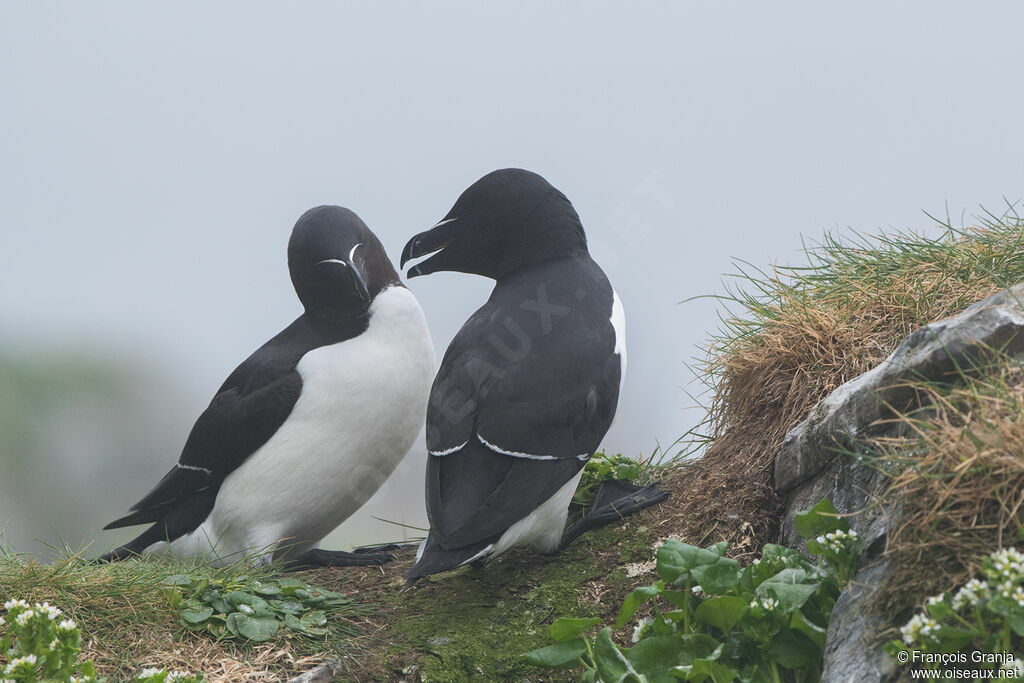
559;479;670;551
352;542;416;554
287;548;394;570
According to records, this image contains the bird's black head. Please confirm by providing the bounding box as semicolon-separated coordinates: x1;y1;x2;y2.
401;169;588;281
288;206;399;320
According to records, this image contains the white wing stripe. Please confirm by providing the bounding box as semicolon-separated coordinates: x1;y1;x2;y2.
477;434;587;461
429;441;468;456
176;462;214;474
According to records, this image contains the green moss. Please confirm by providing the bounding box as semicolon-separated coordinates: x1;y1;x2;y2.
375;525;647;681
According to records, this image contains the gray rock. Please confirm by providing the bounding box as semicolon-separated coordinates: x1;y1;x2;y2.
773;282;1024;681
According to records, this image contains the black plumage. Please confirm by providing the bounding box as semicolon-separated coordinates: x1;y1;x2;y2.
102;206;402;565
402;169;662;584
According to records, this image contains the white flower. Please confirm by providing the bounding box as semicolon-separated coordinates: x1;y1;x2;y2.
752;558;760;565
57;618;77;631
1003;658;1024;677
49;638;60;650
4;654;38;675
137;668;164;680
952;579;989;611
168;671;194;681
34;602;62;620
991;548;1024;579
900;613;929;645
15;610;34;626
926;595;944;606
816;535;826;545
3;598;29;610
631;617;652;644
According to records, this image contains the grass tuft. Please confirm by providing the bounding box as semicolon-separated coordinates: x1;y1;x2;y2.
865;353;1024;614
673;205;1024;561
0;548;364;681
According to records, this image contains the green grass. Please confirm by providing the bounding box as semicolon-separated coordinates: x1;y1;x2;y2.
0;547;366;680
676;203;1024;642
355;523;658;682
693;204;1024;444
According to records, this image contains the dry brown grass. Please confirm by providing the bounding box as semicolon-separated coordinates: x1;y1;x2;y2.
672;212;1024;560
868;360;1024;604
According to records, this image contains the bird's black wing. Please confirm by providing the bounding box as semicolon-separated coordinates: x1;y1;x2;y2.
103;321;311;541
423;276;621;551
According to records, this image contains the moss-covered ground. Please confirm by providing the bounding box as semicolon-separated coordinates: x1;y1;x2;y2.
311;498;665;681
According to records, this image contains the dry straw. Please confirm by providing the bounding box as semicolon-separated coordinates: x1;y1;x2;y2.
674;205;1024;565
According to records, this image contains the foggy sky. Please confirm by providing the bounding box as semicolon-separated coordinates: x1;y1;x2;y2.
2;2;1024;552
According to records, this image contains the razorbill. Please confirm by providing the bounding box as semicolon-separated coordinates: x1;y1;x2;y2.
401;169;667;584
101;205;435;568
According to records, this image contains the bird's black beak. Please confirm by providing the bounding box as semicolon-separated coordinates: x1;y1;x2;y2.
401;217;458;278
317;257;371;304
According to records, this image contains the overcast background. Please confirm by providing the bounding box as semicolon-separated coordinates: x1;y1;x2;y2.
2;2;1023;558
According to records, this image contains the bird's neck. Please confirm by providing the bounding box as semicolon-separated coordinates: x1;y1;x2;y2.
303;308;371;342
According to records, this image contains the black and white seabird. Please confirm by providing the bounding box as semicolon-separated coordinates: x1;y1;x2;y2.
401;169;667;584
102;206;435;568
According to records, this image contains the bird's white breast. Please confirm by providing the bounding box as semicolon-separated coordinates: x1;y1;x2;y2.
611;290;627;395
163;286;435;564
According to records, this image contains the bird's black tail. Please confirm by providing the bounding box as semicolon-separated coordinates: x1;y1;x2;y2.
98;523;166;562
403;534;496;589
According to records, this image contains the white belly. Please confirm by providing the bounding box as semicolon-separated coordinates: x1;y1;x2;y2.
486;468;585;560
152;286;435;565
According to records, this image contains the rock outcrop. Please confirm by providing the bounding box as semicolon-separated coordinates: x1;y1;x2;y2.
773;282;1024;681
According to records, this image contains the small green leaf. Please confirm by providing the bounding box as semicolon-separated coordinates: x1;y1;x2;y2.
228;613;280;642
162;574;196;587
181;607;214;624
285;613;307;633
789;610;827;651
627;635;691;677
924;599;953;622
550;617;602;642
301;610;328;628
521;639;588;669
757;569;818;614
692;561;740;594
271;599;305;615
767;629;818;669
224;613;241;638
617;586;662;627
278;578;309;596
662;590;689;610
694;596;748;633
594;627;639;682
672;658;737;682
930;625;977;653
657;540;731;587
794;498;848;539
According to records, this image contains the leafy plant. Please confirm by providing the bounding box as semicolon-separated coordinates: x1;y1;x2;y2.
885;547;1024;678
522;497;861;682
1;599;98;682
574;452;646;508
1;599;203;682
162;573;350;643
